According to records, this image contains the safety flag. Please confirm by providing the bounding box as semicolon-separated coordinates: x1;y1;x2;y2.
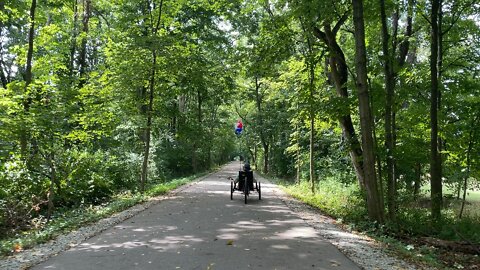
235;119;243;135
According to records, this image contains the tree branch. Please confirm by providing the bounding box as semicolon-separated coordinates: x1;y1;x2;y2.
154;0;164;34
312;26;327;44
333;11;349;35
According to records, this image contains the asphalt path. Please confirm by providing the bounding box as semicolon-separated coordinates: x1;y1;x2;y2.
31;162;360;270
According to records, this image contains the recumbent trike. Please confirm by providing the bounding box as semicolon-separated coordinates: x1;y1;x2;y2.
230;170;261;204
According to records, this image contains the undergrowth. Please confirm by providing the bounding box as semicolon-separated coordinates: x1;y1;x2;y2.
271;177;480;269
0;173;204;257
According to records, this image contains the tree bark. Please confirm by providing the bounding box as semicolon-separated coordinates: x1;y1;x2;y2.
140;50;156;193
20;0;37;158
295;103;301;184
379;0;397;222
308;43;316;193
437;0;444;210
458;134;472;219
312;23;366;190
140;0;164;192
430;0;442;222
397;0;414;67
296;133;301;183
69;0;79;79
0;58;7;88
24;0;36;91
309;115;315;193
0;12;8;88
254;76;269;174
414;163;421;198
352;0;385;223
78;0;91;88
378;0;414;222
192;89;203;173
47;152;56;222
459;115;477;219
263;143;269;174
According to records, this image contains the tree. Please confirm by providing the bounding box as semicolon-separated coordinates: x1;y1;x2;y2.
378;0;414;221
310;10;367;190
429;0;442;222
19;0;37;158
78;0;91;88
351;0;385;223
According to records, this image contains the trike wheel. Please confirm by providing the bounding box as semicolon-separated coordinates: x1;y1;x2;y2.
258;181;261;200
230;181;234;200
244;178;248;204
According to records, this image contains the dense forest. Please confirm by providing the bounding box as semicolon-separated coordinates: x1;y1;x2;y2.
1;0;479;265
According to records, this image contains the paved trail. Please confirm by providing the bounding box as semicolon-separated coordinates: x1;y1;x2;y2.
32;163;360;270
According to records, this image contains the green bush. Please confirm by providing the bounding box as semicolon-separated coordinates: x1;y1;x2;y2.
0;156;43;234
0;173;200;256
60;150;115;206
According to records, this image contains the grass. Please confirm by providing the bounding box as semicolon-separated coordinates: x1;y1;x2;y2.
0;173;206;257
421;184;480;201
420;185;480;218
268;176;480;269
273;177;367;223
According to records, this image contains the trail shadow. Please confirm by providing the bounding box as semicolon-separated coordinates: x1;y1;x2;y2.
31;162;360;270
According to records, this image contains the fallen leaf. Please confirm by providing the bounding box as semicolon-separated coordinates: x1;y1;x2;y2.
227;240;234;245
14;243;22;253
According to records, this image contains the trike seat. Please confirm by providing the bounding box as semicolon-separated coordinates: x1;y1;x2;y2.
230;169;261;203
237;170;255;191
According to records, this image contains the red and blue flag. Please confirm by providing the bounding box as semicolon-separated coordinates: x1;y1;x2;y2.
235;119;243;135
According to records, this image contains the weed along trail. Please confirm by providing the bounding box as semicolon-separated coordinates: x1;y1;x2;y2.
30;162;360;270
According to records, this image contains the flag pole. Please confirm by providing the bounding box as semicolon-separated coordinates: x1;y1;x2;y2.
235;118;244;171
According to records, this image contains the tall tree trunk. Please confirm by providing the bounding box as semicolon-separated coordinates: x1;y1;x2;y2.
459;114;477;218
253;144;258;170
0;2;5;88
378;0;414;222
24;0;36;90
20;0;37;158
459;127;474;219
295;103;301;183
307;43;316;193
254;76;269;174
414;163;421;199
0;16;8;88
352;0;385;223
379;0;397;222
263;143;269;174
309;115;315;193
430;0;442;222
312;23;366;190
373;120;385;208
192;142;197;173
0;58;7;88
69;0;79;79
140;0;164;192
172;100;178;135
299;19;318;191
437;0;444;207
397;0;414;67
140;50;156;193
47;152;56;222
207;108;217;168
192;89;203;173
78;0;91;88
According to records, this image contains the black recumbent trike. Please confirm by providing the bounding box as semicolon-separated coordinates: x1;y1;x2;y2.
229;170;261;204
